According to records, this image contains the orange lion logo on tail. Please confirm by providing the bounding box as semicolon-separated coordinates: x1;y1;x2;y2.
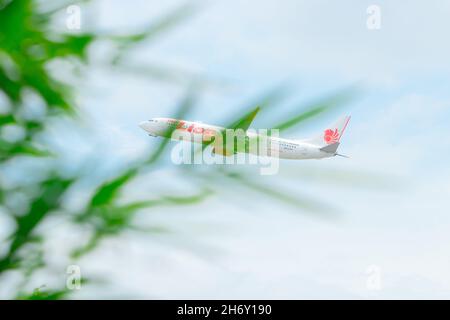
324;128;340;144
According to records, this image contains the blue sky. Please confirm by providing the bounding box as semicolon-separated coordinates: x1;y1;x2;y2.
33;0;450;298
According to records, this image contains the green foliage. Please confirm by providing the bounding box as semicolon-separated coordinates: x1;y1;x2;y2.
0;176;74;272
273;86;357;132
0;0;203;299
221;170;335;216
16;286;71;300
0;0;93;111
110;3;197;64
90;170;138;207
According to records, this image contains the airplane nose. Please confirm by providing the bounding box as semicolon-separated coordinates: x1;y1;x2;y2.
139;121;151;131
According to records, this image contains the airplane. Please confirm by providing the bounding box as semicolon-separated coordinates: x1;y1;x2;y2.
139;107;350;160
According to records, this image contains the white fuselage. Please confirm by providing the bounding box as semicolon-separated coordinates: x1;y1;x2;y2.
139;118;333;160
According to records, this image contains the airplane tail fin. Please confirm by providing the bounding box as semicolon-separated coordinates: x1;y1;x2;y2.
303;115;351;148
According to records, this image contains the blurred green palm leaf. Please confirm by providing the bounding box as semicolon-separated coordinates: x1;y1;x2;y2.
272;86;357;132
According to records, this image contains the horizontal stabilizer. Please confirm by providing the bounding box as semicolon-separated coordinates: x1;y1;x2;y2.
320;142;340;154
